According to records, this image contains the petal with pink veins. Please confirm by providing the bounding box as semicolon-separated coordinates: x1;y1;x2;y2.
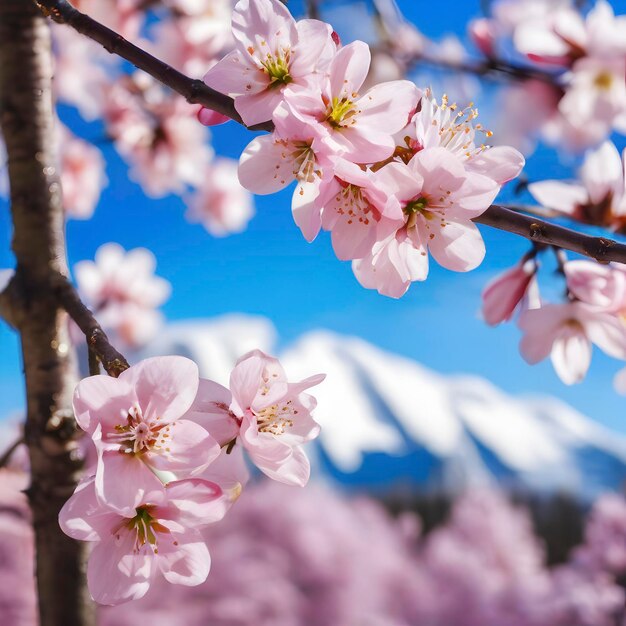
238;134;295;194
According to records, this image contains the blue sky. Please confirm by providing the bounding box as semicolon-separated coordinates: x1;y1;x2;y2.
1;0;626;434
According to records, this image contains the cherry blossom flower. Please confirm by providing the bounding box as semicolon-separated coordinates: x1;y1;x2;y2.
59;477;224;605
73;243;171;348
408;92;525;185
283;40;421;163
188;350;324;486
482;260;539;326
237;102;335;241
72;0;144;40
58;124;106;220
103;74;213;198
514;0;626;65
202;0;336;126
73;356;219;514
518;301;626;385
185;158;255;237
352;147;500;298
528;141;626;230
564;260;626;311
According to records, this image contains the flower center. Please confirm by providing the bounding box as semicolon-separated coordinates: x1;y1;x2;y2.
326;97;359;128
290;141;319;183
116;505;170;554
261;50;292;87
107;404;170;455
255;400;298;435
594;71;613;91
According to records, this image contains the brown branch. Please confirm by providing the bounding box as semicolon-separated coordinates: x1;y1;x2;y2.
0;0;94;623
52;275;130;378
32;0;626;266
476;206;626;264
34;0;273;131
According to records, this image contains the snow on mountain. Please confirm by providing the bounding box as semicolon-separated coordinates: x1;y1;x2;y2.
137;315;626;500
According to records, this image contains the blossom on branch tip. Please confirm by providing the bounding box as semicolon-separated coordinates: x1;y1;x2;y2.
59;477;224;605
188;350;324;487
518;301;626;385
73;356;219;514
202;0;336;126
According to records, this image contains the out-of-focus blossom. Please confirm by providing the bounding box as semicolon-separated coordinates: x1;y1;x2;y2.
73;356;219;514
468;18;497;58
52;27;111;120
185;158;254;236
103;74;213;198
60;477;224;605
518;301;626;385
58;124;107;220
203;0;336;126
73;242;171;348
564;260;626;311
514;0;626;65
528;141;626;230
189;349;324;486
482;260;538;326
72;0;144;40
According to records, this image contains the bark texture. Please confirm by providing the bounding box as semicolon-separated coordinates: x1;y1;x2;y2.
0;1;94;624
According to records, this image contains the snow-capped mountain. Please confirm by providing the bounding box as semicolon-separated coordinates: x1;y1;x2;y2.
139;315;626;500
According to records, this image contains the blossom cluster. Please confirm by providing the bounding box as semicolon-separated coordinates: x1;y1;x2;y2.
482;250;626;387
59;351;324;605
470;0;626;153
9;483;614;624
200;0;525;297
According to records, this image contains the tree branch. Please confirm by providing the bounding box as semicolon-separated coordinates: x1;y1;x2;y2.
0;0;94;623
52;275;129;378
32;0;626;267
476;206;626;264
34;0;273;131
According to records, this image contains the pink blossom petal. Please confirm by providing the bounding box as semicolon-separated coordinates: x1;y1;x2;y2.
292;180;323;242
119;356;199;423
235;89;285;127
73;375;133;435
528;181;588;215
329;40;370;99
291;19;335;76
238;135;295;194
95;450;165;516
583;313;626;360
197;108;231;126
59;478;118;542
466;146;525;185
229;354;265;414
357;81;420;134
88;535;153;605
203;50;265;98
162;478;225;526
156;530;211;586
145;420;219;476
580;141;624;206
184;379;239;446
420;219;486;272
551;325;592;385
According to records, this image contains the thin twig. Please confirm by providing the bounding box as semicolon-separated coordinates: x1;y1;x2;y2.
0;436;24;469
32;0;626;266
87;346;101;376
52;275;129;377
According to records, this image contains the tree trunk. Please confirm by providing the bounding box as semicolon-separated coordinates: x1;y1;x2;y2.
0;1;94;624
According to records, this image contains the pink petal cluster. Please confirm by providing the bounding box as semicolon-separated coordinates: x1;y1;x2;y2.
513;259;626;386
73;243;171;349
529;141;626;230
58;124;107;220
204;0;524;297
188;349;325;486
103;73;214;198
185;158;255;236
477;1;626;151
60;352;324;605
